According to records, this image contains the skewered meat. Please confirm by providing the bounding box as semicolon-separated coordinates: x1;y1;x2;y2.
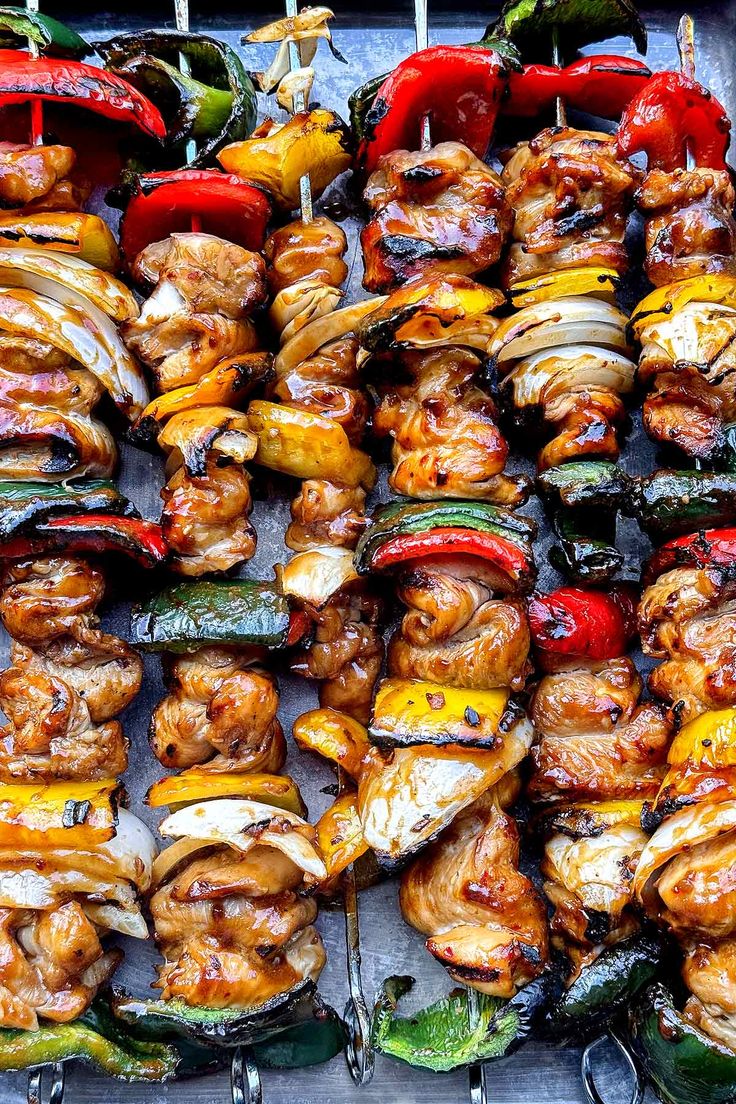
682;939;736;1051
500;128;639;287
287;482;367;552
0;143;76;210
400;787;548;997
373;346;527;504
637;168;736;286
160;459;256;576
361;141;512;293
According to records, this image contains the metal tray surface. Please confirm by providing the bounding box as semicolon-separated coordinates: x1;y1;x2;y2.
3;2;736;1100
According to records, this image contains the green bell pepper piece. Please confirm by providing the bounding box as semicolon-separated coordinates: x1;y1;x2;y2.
0;7;89;57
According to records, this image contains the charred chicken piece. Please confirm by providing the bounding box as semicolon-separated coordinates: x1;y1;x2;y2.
500;128;639;287
150;646;286;772
160;459;256;576
361;141;512;294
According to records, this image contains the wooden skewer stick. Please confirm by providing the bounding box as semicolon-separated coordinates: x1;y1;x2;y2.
285;0;314;223
24;0;44;145
414;0;432;150
677;12;696;171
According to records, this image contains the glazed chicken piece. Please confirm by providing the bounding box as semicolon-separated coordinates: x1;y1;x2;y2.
0;556;142;724
0;668;127;782
0;142;76;209
150;646;286;771
529;658;671;801
123;232;267;392
639;565;736;722
400;788;548;997
389;561;531;691
361;142;512;293
266;215;348;298
638;168;736;286
0;335;116;482
287;481;367;551
501;128;639;286
682;938;736;1051
655;830;736;938
373;346;528;505
160;460;256;576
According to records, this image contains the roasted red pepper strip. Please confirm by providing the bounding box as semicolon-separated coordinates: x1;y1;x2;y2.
356;45;507;176
528;586;637;661
645;526;736;584
0;513;169;567
617;71;731;171
506;56;651;120
118;169;271;261
0;50;166;140
286;610;311;647
370;526;531;586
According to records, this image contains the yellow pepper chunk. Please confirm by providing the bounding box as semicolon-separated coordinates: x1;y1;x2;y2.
631;274;736;340
508;267;620;309
0;212;120;271
315;791;369;886
668;707;736;770
0;780;119;848
370;679;512;749
135;353;273;430
146;770;306;815
293;708;370;781
546;799;646;836
248;400;376;488
218;110;351;212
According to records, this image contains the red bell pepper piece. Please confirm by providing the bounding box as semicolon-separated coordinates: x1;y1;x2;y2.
118;169;272;261
506;56;651;120
370;526;531;587
645;526;736;584
0;513;169;567
528;585;637;661
356;45;507;176
617;71;731;171
286;610;311;647
0;50;166;140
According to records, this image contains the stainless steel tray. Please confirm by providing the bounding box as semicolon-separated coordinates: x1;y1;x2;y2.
4;2;736;1100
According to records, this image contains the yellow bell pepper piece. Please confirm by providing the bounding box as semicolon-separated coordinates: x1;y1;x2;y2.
547;799;645;835
370;679;511;747
136;353;273;429
146;769;306;815
315;791;369;885
292;708;371;780
248;400;376;489
0;779;119;849
218;110;351;212
0;212;119;271
631;274;736;340
668;707;736;771
508;267;620;309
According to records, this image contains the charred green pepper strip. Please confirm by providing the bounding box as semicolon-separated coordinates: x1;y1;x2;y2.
549;512;624;585
0;480;133;542
629;982;736;1104
546;934;665;1041
0;513;168;567
0;999;181;1080
372;974;551;1072
0;7;88;57
96;30;256;167
486;0;646;55
536;461;630;511
633;470;736;539
130;579;291;652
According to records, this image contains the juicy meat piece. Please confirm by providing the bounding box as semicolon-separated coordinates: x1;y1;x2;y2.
638;168;736;286
389;563;531;690
272;335;369;444
361;142;512;293
373;347;528;505
400;790;548;997
657;831;736;938
150;646;285;771
265;216;348;296
286;480;367;551
501;128;638;286
683;939;736;1051
0;143;75;209
0;667;127;781
161;461;256;576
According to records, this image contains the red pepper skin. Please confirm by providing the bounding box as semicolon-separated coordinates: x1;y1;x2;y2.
645;527;736;585
0;50;166;140
617;71;731;171
0;513;169;567
506;56;651;120
370;526;532;586
356;45;507;176
528;586;637;661
286;610;311;647
119;169;271;261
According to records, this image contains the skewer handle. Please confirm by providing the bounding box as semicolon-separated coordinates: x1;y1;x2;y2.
27;1064;65;1104
581;1032;645;1104
230;1047;263;1104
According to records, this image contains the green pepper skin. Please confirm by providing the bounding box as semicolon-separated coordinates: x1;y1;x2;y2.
633;470;736;540
550;511;624;584
95;30;256;167
486;0;647;55
0;1000;180;1080
546;934;666;1041
0;7;89;56
251;1004;345;1068
0;480;133;542
348;73;388;145
537;463;627;582
129;579;291;653
630;982;736;1104
112;981;326;1049
537;461;631;512
355;499;536;575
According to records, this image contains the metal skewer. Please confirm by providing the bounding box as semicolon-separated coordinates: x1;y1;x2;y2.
27;1063;65;1104
285;0;313;222
24;0;43;146
551;27;566;128
677;13;697;171
414;0;431;150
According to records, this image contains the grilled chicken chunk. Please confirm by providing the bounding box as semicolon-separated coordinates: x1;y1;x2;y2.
0;143;76;210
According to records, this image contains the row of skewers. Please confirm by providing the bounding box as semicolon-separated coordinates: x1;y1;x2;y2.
1;0;736;1102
